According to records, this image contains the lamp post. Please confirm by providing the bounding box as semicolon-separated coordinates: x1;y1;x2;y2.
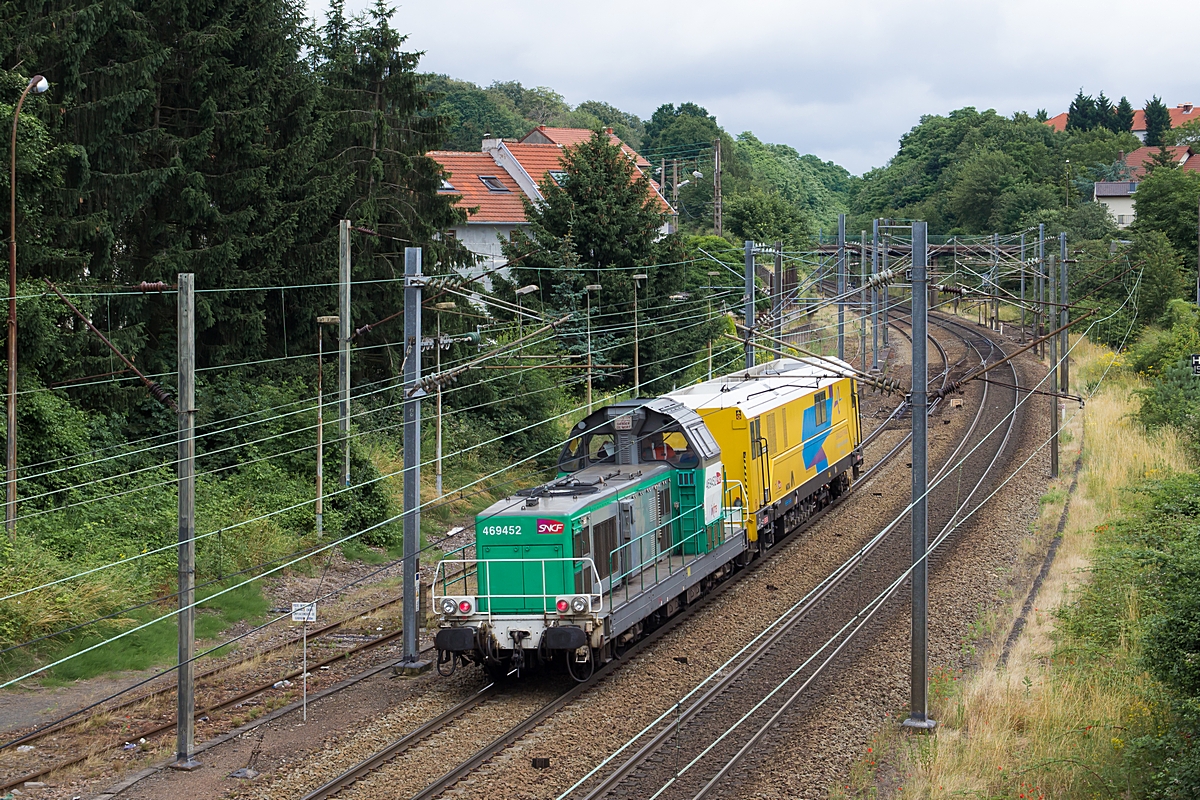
434;301;456;497
632;273;647;397
514;284;537;338
315;315;339;537
707;270;719;380
1065;159;1071;210
585;284;601;412
7;73;49;536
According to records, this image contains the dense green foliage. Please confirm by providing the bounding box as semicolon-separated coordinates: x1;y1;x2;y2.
1059;472;1200;798
850;107;1138;236
0;0;495;664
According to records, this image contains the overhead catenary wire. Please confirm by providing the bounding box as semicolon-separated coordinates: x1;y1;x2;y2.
0;341;749;685
0;333;743;607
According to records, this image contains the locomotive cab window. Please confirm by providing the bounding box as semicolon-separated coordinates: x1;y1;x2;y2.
558;431;617;472
814;391;828;427
639;423;695;466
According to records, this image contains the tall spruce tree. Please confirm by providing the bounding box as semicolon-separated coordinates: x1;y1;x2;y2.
1096;91;1115;131
1114;96;1135;132
1067;90;1096;131
314;0;470;380
1145;96;1172;147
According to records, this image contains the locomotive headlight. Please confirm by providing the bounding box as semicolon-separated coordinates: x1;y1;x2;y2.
438;598;457;616
556;598;570;614
571;596;588;613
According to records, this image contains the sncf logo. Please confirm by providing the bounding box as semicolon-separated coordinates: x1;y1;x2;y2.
537;519;565;535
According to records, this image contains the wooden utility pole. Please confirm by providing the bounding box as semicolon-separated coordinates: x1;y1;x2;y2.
713;139;722;237
173;273;200;770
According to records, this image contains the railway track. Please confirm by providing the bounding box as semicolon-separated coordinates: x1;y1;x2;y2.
294;319;970;800
565;311;1021;799
0;591;411;793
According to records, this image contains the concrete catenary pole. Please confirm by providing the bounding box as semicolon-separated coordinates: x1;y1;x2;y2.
339;221;351;489
903;222;935;731
744;240;756;369
1038;225;1045;359
860;232;868;369
1048;254;1059;479
1020;233;1026;342
774;241;783;346
881;222;889;346
871;220;880;371
174;273;200;769
1060;233;1069;394
837;214;846;361
401;247;425;667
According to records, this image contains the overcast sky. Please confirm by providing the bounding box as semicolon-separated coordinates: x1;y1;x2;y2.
307;0;1198;175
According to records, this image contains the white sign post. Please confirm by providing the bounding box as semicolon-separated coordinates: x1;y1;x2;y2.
292;601;317;721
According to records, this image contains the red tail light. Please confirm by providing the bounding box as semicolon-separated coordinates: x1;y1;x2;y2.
556;598;570;613
458;600;472;614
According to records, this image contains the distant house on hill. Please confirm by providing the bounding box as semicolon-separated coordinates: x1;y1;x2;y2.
1092;146;1200;228
1045;102;1198;141
427;127;673;284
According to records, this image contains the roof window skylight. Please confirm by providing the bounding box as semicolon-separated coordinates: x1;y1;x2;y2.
479;175;509;192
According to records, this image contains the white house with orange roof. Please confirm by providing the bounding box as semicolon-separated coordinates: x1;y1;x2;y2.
427;127;674;283
1093;145;1200;228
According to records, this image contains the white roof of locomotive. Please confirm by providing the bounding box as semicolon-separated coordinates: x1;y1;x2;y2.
666;357;854;419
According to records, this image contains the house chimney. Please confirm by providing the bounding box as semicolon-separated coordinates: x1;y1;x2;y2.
605;127;613;135
482;134;502;152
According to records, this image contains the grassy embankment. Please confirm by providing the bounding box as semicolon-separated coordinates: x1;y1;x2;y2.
833;334;1192;798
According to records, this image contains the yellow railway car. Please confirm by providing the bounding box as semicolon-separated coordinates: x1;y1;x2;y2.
666;357;864;550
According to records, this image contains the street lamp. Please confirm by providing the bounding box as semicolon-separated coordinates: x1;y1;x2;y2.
585;284;601;412
7;73;49;536
632;274;647;397
315;315;340;537
1065;159;1071;210
434;301;456;497
514;284;537;338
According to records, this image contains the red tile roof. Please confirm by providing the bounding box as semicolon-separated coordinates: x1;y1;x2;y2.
1132;104;1198;132
505;141;672;214
427;151;527;224
1046;112;1069;133
520;126;652;169
504;142;570;186
1122;145;1195;178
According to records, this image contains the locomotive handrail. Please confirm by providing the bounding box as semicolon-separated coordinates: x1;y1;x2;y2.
432;557;604;616
604;498;711;608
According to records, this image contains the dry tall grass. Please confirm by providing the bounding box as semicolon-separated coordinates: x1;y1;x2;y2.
836;336;1190;799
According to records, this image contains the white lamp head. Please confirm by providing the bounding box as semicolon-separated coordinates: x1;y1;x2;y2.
31;75;48;94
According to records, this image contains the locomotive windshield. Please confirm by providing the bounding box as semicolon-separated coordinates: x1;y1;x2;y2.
558;399;720;473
